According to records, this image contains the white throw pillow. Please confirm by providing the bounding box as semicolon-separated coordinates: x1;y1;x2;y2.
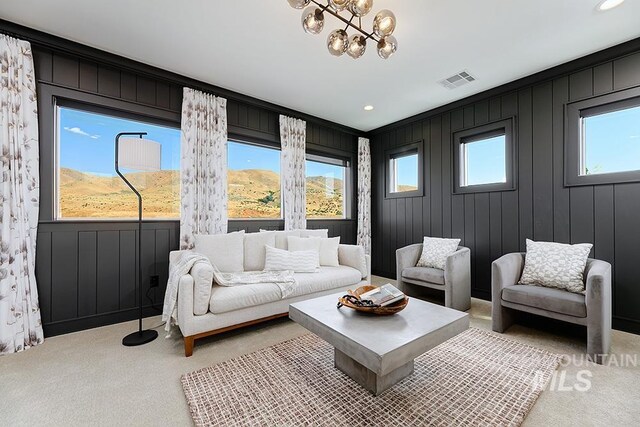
338;244;368;279
287;235;322;256
260;229;301;250
416;237;461;270
244;231;276;271
318;236;340;266
298;229;329;238
264;245;319;273
194;231;245;272
519;239;593;293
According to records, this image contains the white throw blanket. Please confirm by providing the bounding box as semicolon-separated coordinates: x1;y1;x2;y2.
211;267;297;299
162;251;297;334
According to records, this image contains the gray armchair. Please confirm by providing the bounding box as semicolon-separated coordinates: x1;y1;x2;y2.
396;244;471;311
492;253;612;364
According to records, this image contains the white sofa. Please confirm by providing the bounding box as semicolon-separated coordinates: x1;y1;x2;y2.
170;230;371;356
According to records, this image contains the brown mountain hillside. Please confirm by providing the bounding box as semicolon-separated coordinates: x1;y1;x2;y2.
59;168;344;219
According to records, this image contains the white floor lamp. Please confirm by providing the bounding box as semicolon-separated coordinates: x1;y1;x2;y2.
115;132;161;346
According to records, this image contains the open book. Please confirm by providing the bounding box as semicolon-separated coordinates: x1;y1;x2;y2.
360;284;405;307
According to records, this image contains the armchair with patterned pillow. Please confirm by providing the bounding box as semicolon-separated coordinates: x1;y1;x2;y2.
491;240;612;364
396;237;471;312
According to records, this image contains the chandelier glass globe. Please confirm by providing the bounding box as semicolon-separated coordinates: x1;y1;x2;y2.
327;29;349;56
287;0;310;9
373;9;396;37
328;0;351;12
346;35;366;59
301;6;325;34
349;0;373;17
376;35;397;59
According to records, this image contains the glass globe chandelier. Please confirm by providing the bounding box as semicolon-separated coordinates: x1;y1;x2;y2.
287;0;398;60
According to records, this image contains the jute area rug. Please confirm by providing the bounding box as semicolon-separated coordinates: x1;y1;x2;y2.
181;328;561;426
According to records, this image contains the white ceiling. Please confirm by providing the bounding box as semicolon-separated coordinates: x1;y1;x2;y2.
2;0;639;131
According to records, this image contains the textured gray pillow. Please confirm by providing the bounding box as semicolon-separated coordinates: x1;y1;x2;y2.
416;237;461;270
519;239;593;293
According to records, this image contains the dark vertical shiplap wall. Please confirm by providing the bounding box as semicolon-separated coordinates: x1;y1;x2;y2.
30;42;358;336
370;51;640;334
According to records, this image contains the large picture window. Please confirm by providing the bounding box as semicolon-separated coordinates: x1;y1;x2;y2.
453;119;516;194
305;154;348;219
56;106;180;219
566;86;640;186
227;140;281;219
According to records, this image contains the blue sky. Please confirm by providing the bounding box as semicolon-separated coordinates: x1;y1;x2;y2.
228;141;344;178
60;109;344;180
59;107;180;175
584;106;640;175
395;154;418;186
465;135;507;186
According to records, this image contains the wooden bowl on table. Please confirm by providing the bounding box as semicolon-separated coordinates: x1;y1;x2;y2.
337;285;408;315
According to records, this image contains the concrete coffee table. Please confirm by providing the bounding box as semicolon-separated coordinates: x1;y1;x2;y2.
289;292;469;395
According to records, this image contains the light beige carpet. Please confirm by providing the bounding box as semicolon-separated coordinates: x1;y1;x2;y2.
182;328;561;426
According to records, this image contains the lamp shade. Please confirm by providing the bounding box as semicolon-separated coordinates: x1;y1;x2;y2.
118;137;162;171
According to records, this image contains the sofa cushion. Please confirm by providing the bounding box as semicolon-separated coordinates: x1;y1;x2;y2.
244;231;276;271
209;265;362;314
502;284;586;318
261;229;301;250
209;283;282;314
194;231;244;272
292;266;362;297
402;266;445;285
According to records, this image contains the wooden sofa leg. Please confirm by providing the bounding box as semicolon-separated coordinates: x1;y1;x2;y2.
185;336;195;357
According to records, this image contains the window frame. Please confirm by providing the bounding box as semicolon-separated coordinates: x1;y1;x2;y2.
565;86;640;187
41;83;182;222
452;118;517;194
384;141;425;199
226;137;283;221
305;151;352;220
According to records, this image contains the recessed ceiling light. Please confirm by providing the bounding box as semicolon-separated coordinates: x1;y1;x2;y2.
364;105;374;111
597;0;624;11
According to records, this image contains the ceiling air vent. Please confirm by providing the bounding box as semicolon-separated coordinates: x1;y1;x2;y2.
438;71;476;89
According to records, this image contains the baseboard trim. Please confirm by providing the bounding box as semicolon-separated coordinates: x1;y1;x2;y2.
42;305;163;337
613;317;640;335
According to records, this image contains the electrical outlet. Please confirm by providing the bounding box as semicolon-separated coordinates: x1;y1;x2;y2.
150;275;160;288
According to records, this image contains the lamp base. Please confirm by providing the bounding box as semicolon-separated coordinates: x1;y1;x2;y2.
122;329;158;346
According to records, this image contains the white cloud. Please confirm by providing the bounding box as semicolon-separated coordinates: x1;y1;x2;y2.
64;126;100;139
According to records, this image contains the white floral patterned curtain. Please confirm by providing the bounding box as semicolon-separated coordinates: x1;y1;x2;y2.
357;137;371;255
0;35;44;355
180;88;228;249
279;115;307;230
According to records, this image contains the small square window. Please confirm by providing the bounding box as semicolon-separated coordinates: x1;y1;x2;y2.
565;86;640;186
390;152;419;193
385;142;425;199
581;105;640;176
461;133;507;187
453;119;516;194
